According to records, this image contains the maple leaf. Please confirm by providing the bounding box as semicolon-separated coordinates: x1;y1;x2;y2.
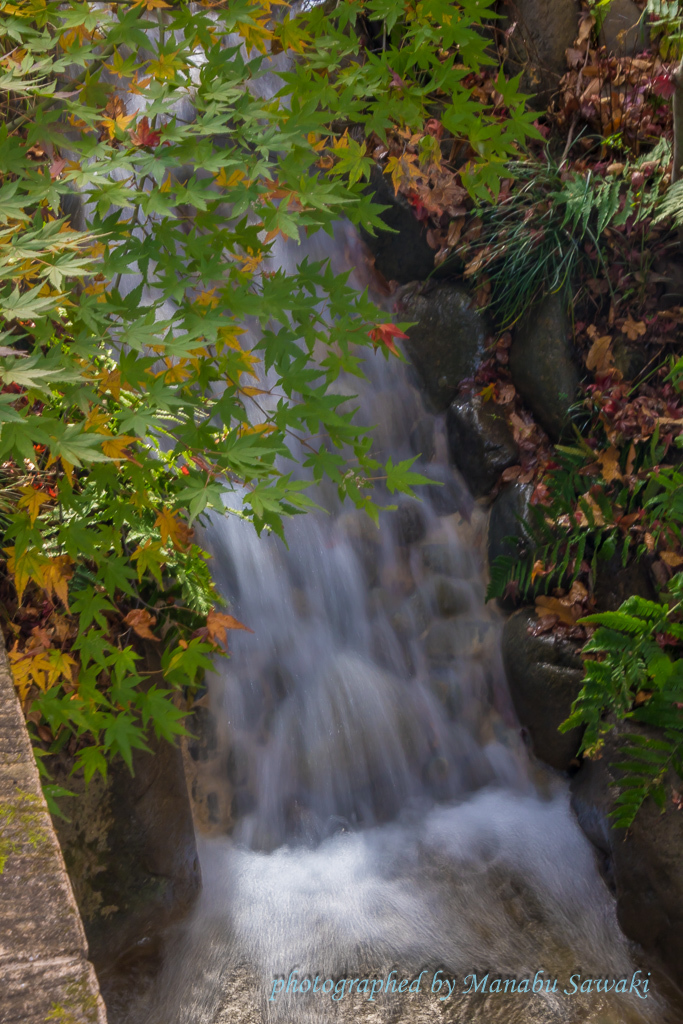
124;608;159;640
206;609;253;650
368;323;408;358
621;316;646;342
17;485;51;525
155;507;194;551
131;0;171;9
535;595;580;627
42;555;73;610
597;445;622;483
586;332;613;373
653;72;676;100
130;117;161;149
131;540;166;583
8;647;53;701
4;546;49;604
384;153;421;195
101;112;136;140
101;435;137;462
660;551;683;567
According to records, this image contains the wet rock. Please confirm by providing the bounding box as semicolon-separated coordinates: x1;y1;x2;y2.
360;165;435;283
412;462;474;519
391;590;431;638
593;552;657;612
611;335;649;381
486;482;535;567
424;620;460;665
391;499;428;546
421;541;470;578
503;0;579;107
599;0;649;56
509;295;580;440
50;643;200;972
501;609;585;771
397;282;491;412
571;721;683;988
446;393;518;497
186;704;218;763
432;575;473;617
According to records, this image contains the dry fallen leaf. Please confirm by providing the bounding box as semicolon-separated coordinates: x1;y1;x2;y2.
206;609;254;649
597;445;622;483
622;316;646;342
124;608;159;640
586;332;613;373
535;595;580;626
660;551;683;567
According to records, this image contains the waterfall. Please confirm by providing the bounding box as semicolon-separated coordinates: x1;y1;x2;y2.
114;221;668;1024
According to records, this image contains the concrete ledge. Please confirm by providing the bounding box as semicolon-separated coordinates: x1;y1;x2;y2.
0;633;106;1024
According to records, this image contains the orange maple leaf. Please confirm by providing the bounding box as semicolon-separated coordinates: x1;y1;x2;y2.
130;116;161;148
368;323;408;358
124;608;159;640
206;609;253;650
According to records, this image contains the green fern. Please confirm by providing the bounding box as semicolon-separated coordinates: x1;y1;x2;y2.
560;577;683;827
452;153;667;329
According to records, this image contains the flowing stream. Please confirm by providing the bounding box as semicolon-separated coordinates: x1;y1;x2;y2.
114;222;675;1024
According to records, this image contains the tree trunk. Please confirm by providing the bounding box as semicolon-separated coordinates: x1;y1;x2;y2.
672;57;683;183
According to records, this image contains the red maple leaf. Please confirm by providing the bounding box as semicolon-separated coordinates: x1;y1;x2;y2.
368;323;408;357
652;72;676;100
130;116;161;148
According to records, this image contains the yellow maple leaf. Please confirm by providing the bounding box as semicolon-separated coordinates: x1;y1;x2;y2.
239;385;269;397
214;167;246;189
147;50;187;81
17;486;52;525
9;648;53;701
216;324;246;352
100;113;136;140
131;0;171;8
235;17;273;54
101;435;137;463
155;507;194;551
83;406;111;432
47;648;77;686
384;153;421;195
162;358;192;384
195;290;219;309
42;555;73;611
98;368;121;401
4;546;49;604
238;422;277;437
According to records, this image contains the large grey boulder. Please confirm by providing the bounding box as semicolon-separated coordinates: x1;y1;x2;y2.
486;481;534;567
360;165;435;283
503;0;579;107
509;295;580;440
52;642;200;980
502;608;585;770
599;0;649;56
397;282;491;412
571;722;683;989
447;393;518;497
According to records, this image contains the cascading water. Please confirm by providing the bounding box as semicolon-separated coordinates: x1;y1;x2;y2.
113;222;675;1024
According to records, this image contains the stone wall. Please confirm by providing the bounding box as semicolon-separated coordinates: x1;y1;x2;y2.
0;632;106;1024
